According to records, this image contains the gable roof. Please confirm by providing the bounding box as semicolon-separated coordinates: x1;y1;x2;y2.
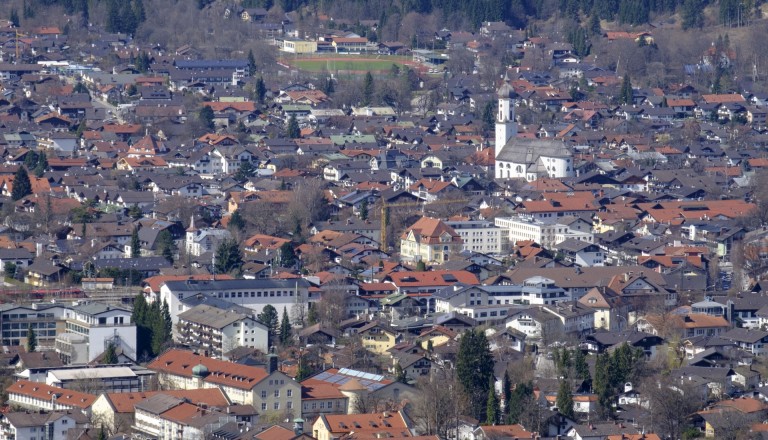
147;349;270;390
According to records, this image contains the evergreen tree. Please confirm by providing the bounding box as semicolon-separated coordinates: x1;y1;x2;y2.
359;199;368;220
593;352;612;413
589;13;601;35
132;294;151;358
127;204;143;220
106;0;120;33
215;238;243;274
279;242;296;268
362;72;374;106
485;381;500;425
34;151;47;178
619;74;633;105
296;354;312;381
229;209;246;232
258;304;279;347
457;329;495;421
102;343;118;364
233;161;256;181
130;227;140;258
25;324;36;352
9;9;19;28
279;306;292;345
155;230;176;263
502;371;511;414
556;380;575;419
395;363;408;383
286;114;300;138
23;151;38;169
506;381;533;424
482;100;495;134
574;348;591;383
162;299;172;343
323;77;335;94
11;166;32;201
199;105;215;132
96;426;107;440
248;49;257;75
255;77;267;103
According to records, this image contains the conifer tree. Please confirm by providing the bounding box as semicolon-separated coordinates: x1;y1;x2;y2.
279;306;292;345
457;329;494;421
557;380;574;419
25;324;36;353
248;49;256;75
362;72;374;106
229;210;245;232
11;166;32;201
286;114;300;138
130;227;140;258
395;363;408;383
574;348;591;382
34;151;47;178
258;305;279;347
502;371;511;414
214;238;243;274
102;343;118;364
485;381;499;425
255;77;267;103
620;74;633;105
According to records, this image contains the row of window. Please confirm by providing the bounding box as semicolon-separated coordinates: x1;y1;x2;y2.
261;401;292;410
260;389;293;398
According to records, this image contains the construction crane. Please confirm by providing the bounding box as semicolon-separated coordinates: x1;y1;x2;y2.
15;29;26;61
380;197;467;251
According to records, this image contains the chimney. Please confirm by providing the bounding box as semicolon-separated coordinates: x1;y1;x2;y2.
267;353;278;374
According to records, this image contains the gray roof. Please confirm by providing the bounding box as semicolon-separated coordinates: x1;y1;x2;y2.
178;304;263;330
71;303;130;317
722;327;768;344
135;394;184;414
180;292;253;315
163;278;311;292
496;138;571;163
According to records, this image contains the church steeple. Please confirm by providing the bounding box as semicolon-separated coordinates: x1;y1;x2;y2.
495;83;517;159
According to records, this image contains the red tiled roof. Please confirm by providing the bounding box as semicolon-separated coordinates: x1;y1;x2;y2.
147;349;269;390
8;380;96;409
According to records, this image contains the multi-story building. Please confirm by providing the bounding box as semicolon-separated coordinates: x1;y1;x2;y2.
433;278;569;315
160;278;312;325
0;304;67;348
147;349;301;412
445;220;508;255
54;303;136;364
7;381;96;414
505;303;595;341
0;410;89;440
134;395;234;440
495;215;593;249
399;217;463;264
176;304;268;358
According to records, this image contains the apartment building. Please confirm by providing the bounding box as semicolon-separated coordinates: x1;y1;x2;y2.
0;304;68;348
445;220;509;254
399;217;463;264
54;303;136;364
44;365;155;394
160;278;312;325
494;215;593;249
134;394;235;439
0;410;89;440
176;304;269;358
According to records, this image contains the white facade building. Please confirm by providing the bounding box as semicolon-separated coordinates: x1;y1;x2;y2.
54;303;137;364
445;220;509;254
160;278;312;325
495;215;593;248
494;84;574;181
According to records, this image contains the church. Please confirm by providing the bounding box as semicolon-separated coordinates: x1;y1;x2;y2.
494;84;574;181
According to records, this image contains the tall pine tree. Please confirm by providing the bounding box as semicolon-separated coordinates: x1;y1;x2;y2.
457;329;495;422
279;306;292;345
130;227;140;258
556;380;575;419
485;381;500;425
11;166;32;201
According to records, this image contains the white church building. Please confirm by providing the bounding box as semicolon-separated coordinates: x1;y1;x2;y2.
494;84;574;181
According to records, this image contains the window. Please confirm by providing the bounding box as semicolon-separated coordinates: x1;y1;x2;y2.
287;401;293;409
274;390;280;397
261;390;267;399
274;402;279;410
287;389;292;397
262;403;267;410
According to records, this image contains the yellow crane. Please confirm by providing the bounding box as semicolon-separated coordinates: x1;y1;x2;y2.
379;197;468;251
15;29;26;61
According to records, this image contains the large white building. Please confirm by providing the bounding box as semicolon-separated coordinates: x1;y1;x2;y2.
54;303;137;364
495;215;593;248
160;278;312;325
495;84;574;181
0;410;88;440
445;220;508;255
176;304;269;357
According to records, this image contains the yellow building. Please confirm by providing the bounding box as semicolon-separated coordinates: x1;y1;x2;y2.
281;39;318;54
357;322;399;354
417;326;457;350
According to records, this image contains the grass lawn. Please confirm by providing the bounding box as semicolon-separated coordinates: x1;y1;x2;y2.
289;58;408;72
